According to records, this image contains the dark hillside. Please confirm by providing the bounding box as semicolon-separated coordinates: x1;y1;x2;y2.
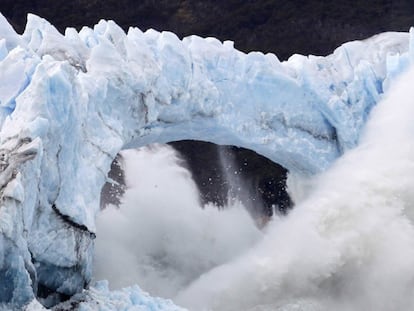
2;0;414;60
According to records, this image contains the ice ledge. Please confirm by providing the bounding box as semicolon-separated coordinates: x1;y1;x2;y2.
43;281;187;311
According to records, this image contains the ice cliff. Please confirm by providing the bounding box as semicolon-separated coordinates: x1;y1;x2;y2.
0;12;413;310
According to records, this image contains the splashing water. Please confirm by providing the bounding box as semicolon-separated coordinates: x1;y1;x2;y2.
174;67;414;310
217;145;255;209
93;144;262;299
95;66;414;311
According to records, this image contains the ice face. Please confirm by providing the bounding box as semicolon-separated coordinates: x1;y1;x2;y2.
0;12;412;310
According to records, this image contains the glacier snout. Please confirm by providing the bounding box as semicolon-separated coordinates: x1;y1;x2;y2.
0;12;413;309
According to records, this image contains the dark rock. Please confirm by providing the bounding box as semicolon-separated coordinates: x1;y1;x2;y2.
170;140;291;216
99;154;125;209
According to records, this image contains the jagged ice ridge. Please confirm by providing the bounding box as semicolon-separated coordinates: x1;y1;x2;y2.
0;12;413;310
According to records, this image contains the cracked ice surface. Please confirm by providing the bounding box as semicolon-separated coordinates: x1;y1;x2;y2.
0;12;413;310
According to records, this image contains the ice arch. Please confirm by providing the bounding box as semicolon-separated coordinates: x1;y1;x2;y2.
0;13;412;307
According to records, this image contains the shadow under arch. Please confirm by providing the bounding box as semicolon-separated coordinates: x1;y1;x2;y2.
101;139;292;223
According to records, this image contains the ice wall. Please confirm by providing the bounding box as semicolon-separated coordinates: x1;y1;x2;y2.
0;12;412;309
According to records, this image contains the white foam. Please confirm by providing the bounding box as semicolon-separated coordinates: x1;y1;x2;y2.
94;145;262;299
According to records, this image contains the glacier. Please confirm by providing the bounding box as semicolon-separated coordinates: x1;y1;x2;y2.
0;12;413;310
